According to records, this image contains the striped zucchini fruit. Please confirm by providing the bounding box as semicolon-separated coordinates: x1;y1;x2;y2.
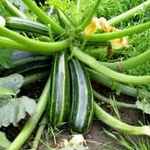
69;59;93;133
49;52;70;127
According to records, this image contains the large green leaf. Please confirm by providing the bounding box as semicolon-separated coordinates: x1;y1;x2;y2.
0;96;36;127
0;87;15;97
0;74;36;127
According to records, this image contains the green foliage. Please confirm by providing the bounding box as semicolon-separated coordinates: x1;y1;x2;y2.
47;0;80;25
96;0;123;18
128;30;150;57
47;0;73;12
105;102;150;149
126;61;150;93
108;132;150;150
73;0;150;20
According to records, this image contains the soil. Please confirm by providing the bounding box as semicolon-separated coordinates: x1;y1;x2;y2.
37;95;141;150
2;79;142;150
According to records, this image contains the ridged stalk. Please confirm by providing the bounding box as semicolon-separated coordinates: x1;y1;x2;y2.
101;49;150;71
94;102;150;136
23;72;48;86
85;21;150;42
22;0;64;34
57;9;75;29
93;90;137;109
1;0;27;19
0;27;69;54
0;36;26;49
31;117;47;150
72;47;150;85
8;76;51;150
87;68;137;97
109;0;150;25
78;0;101;30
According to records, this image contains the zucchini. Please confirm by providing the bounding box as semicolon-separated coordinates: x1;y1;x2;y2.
3;56;50;75
69;59;93;133
12;59;50;74
6;17;48;35
11;51;34;61
49;52;70;127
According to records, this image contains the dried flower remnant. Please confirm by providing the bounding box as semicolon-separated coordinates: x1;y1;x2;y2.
97;17;113;32
58;134;88;150
84;17;129;49
84;17;97;36
111;37;128;49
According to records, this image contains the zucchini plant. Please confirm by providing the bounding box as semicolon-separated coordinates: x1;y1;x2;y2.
0;0;150;149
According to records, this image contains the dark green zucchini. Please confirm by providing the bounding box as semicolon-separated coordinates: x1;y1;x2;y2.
49;52;70;127
69;59;93;133
6;17;48;35
2;55;50;75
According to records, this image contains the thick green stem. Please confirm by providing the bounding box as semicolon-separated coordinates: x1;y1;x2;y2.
76;0;81;14
0;27;69;54
6;17;49;36
78;0;101;30
31;116;47;150
85;47;107;57
22;0;64;34
1;0;27;19
101;49;150;71
85;21;150;42
8;76;51;150
0;36;26;49
109;0;150;25
85;47;123;59
13;56;48;67
57;9;75;29
87;68;137;97
93;90;137;109
72;47;150;85
0;37;62;56
94;102;150;136
23;72;48;86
